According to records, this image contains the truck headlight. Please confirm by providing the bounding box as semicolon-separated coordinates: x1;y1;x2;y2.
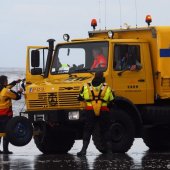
63;34;70;42
34;114;45;121
68;111;79;120
108;30;114;39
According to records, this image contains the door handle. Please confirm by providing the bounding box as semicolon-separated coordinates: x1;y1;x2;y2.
138;79;145;82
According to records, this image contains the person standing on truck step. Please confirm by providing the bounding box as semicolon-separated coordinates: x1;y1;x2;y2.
77;71;115;156
0;75;22;154
91;48;107;69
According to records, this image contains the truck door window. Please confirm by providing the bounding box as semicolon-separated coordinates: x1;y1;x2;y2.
29;48;48;75
51;42;108;74
114;45;141;71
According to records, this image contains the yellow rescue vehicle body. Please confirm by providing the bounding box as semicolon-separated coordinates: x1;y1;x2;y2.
21;25;170;153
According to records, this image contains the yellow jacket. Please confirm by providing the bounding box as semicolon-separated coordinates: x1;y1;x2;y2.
0;86;21;116
78;82;115;116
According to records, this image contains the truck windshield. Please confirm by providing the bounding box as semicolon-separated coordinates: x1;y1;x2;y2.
51;42;108;74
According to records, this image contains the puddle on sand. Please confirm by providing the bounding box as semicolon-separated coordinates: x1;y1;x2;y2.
0;139;169;170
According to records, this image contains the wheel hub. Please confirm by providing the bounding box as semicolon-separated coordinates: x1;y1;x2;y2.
14;123;27;138
110;123;125;142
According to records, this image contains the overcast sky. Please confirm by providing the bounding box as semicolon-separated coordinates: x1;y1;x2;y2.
0;0;170;68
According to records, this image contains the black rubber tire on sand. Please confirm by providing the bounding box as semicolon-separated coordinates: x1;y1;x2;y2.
6;116;33;146
92;108;135;153
34;123;75;154
143;126;170;151
92;122;107;154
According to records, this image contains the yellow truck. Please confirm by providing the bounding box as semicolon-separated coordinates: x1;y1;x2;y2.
7;17;170;154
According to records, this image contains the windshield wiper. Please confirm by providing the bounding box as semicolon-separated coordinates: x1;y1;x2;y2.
69;68;94;75
75;68;91;72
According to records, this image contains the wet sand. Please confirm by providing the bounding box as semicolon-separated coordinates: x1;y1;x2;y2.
0;138;169;170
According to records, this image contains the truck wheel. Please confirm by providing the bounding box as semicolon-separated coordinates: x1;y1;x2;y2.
110;108;135;152
34;123;75;154
92;109;135;153
6;116;33;146
143;126;170;151
92;123;107;154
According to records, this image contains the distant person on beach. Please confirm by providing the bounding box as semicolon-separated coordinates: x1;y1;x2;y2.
0;75;22;154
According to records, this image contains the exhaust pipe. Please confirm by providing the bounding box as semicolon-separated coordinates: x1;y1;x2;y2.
44;39;55;78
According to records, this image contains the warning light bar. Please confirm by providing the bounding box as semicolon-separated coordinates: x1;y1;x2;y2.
145;15;152;27
91;19;97;31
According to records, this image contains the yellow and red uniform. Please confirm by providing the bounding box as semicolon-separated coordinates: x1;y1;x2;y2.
77;80;115;156
91;55;107;69
0;83;21;116
79;82;114;116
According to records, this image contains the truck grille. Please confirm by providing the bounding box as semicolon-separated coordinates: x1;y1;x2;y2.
28;91;81;109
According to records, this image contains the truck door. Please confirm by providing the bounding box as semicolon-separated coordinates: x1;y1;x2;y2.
112;43;149;104
26;46;48;83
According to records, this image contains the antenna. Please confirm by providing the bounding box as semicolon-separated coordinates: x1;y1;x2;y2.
119;0;122;28
104;0;107;30
135;0;138;28
99;0;101;30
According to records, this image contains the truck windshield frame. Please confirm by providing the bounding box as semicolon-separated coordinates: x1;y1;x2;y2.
50;41;109;75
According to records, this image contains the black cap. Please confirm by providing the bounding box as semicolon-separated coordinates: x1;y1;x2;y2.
0;75;7;90
92;71;105;87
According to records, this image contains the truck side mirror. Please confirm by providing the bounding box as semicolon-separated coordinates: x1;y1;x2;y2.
31;50;40;67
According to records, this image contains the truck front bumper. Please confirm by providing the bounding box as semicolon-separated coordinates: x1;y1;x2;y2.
20;110;84;123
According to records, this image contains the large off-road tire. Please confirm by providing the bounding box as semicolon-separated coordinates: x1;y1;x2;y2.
92;108;135;153
143;126;170;151
34;123;75;154
6;116;33;146
92;123;107;154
